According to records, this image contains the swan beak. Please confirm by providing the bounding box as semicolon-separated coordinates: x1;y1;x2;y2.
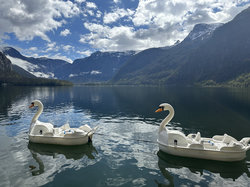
29;103;34;108
155;108;163;113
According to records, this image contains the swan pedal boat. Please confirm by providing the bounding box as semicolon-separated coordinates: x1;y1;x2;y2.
29;100;97;146
155;103;250;162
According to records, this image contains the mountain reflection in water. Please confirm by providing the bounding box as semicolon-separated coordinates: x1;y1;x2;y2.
0;86;249;186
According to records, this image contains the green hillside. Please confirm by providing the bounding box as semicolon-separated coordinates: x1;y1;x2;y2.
112;7;250;87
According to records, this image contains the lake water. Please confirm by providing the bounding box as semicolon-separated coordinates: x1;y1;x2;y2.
0;86;249;187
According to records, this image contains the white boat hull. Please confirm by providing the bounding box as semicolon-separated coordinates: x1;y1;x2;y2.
158;141;247;162
29;134;91;146
28;100;97;146
155;103;250;162
29;122;97;146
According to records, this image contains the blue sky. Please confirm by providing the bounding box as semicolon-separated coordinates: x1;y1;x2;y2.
1;0;250;63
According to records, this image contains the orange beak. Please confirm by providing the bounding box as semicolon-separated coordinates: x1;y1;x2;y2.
155;108;163;113
29;103;34;108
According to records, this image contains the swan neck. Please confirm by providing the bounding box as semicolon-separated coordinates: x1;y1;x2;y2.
159;106;174;133
31;102;43;123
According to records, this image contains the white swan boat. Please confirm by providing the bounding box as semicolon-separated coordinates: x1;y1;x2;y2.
155;103;250;162
29;100;97;146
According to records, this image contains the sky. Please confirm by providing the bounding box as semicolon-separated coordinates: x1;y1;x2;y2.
0;0;250;63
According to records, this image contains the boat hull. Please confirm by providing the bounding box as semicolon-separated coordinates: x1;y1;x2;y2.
29;135;90;146
158;141;246;162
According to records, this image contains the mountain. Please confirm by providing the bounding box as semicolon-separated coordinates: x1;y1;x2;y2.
112;7;250;87
3;47;68;79
3;47;135;83
0;52;12;72
0;51;72;86
2;7;250;87
168;7;250;86
64;51;135;83
184;23;223;42
1;51;36;78
11;64;36;78
112;22;222;85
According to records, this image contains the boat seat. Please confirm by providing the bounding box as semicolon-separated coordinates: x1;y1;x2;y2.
60;123;70;130
212;135;224;141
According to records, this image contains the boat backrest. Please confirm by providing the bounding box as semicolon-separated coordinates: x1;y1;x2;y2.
212;135;224;141
60;123;70;130
195;132;201;142
222;134;238;144
79;124;92;132
53;128;62;135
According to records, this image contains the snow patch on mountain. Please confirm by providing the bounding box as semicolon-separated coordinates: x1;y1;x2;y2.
7;55;55;78
69;70;102;78
7;55;39;71
187;23;223;41
91;70;102;75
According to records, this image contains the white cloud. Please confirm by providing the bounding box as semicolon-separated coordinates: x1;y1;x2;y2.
96;10;102;18
47;42;56;48
62;45;74;51
29;47;38;51
80;21;186;51
77;50;92;56
75;0;86;3
132;0;248;27
87;9;95;16
45;42;59;52
81;0;250;52
103;8;134;24
113;0;121;4
86;2;97;9
60;29;71;37
0;0;80;41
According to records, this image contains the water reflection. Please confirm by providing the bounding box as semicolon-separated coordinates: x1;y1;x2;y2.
0;86;250;186
28;142;97;176
157;150;250;186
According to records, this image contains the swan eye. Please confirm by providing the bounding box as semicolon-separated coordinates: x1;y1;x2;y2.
29;102;35;108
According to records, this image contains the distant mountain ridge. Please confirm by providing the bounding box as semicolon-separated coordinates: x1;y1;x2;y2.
0;52;12;72
168;7;250;86
3;47;68;79
2;47;135;83
65;51;135;83
112;22;222;85
185;23;223;41
0;51;72;86
2;7;250;87
112;7;250;87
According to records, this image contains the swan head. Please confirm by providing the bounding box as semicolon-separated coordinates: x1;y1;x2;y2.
29;100;43;109
155;103;174;113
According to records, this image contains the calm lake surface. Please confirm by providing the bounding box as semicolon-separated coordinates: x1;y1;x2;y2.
0;86;249;187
